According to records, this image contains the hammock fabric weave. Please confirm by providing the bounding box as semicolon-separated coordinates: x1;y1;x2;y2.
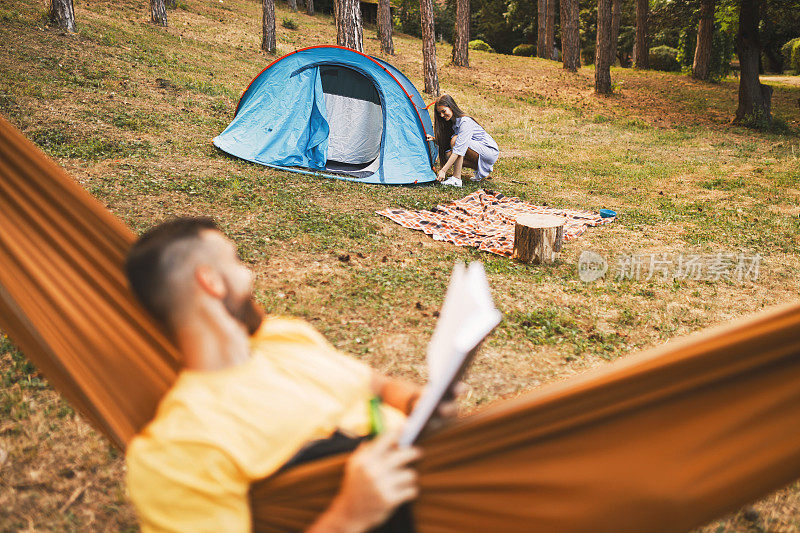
1;115;800;532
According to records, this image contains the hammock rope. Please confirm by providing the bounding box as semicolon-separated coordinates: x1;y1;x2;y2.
1;115;799;532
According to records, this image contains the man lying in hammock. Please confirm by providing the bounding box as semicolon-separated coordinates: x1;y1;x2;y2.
123;217;456;532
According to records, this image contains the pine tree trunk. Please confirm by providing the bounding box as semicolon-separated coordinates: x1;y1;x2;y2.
262;0;276;54
609;0;621;65
451;0;469;66
420;0;440;95
150;0;167;26
692;0;715;80
336;0;364;51
288;0;297;11
560;0;580;70
48;0;76;32
595;0;613;94
634;0;649;68
537;0;547;58
734;0;772;124
543;0;556;59
306;0;314;16
377;0;394;55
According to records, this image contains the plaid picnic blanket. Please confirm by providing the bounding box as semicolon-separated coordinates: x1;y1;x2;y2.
377;189;614;256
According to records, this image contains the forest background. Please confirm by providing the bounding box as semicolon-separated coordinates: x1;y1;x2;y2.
379;0;799;74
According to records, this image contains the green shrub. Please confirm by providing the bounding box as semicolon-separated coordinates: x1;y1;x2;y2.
680;26;734;81
792;40;800;75
781;37;800;72
469;39;494;53
676;28;695;67
707;29;734;81
736;109;790;133
512;43;536;57
648;45;681;72
281;17;298;30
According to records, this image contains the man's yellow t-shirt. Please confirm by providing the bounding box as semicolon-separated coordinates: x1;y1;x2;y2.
126;317;405;533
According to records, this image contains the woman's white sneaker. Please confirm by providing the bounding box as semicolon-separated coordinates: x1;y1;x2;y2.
441;177;463;187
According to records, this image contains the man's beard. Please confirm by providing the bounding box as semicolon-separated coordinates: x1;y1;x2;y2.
224;292;265;336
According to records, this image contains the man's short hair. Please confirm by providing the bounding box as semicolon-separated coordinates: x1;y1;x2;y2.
125;217;218;330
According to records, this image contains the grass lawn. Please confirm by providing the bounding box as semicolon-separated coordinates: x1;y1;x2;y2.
1;0;800;529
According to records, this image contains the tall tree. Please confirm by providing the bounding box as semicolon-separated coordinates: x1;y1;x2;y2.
609;0;621;65
543;0;556;59
451;0;469;66
595;0;613;93
537;0;547;57
288;0;297;11
378;0;394;54
336;0;363;51
734;0;771;124
691;0;715;79
634;0;649;68
48;0;76;32
262;0;276;54
306;0;314;16
150;0;167;26
560;0;580;70
420;0;440;94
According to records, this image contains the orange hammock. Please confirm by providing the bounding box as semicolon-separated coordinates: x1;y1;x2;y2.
1;115;800;532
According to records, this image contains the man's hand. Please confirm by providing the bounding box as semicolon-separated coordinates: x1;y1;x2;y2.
437;169;447;181
308;433;422;533
434;382;467;419
423;382;466;435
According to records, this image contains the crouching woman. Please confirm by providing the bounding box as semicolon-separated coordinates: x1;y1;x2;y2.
426;94;500;187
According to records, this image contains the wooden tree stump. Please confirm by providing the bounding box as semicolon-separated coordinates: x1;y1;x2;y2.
512;214;565;264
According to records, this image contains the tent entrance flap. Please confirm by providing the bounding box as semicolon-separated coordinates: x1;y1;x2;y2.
320;66;383;177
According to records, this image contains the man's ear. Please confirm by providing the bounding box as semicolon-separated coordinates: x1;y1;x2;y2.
195;265;227;299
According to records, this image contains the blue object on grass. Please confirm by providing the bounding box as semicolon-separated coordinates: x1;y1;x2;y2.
599;209;617;218
214;46;436;185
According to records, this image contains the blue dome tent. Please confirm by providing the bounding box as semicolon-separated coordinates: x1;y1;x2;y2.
213;46;437;185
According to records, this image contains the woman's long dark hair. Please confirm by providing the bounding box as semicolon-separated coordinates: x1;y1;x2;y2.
432;94;467;167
